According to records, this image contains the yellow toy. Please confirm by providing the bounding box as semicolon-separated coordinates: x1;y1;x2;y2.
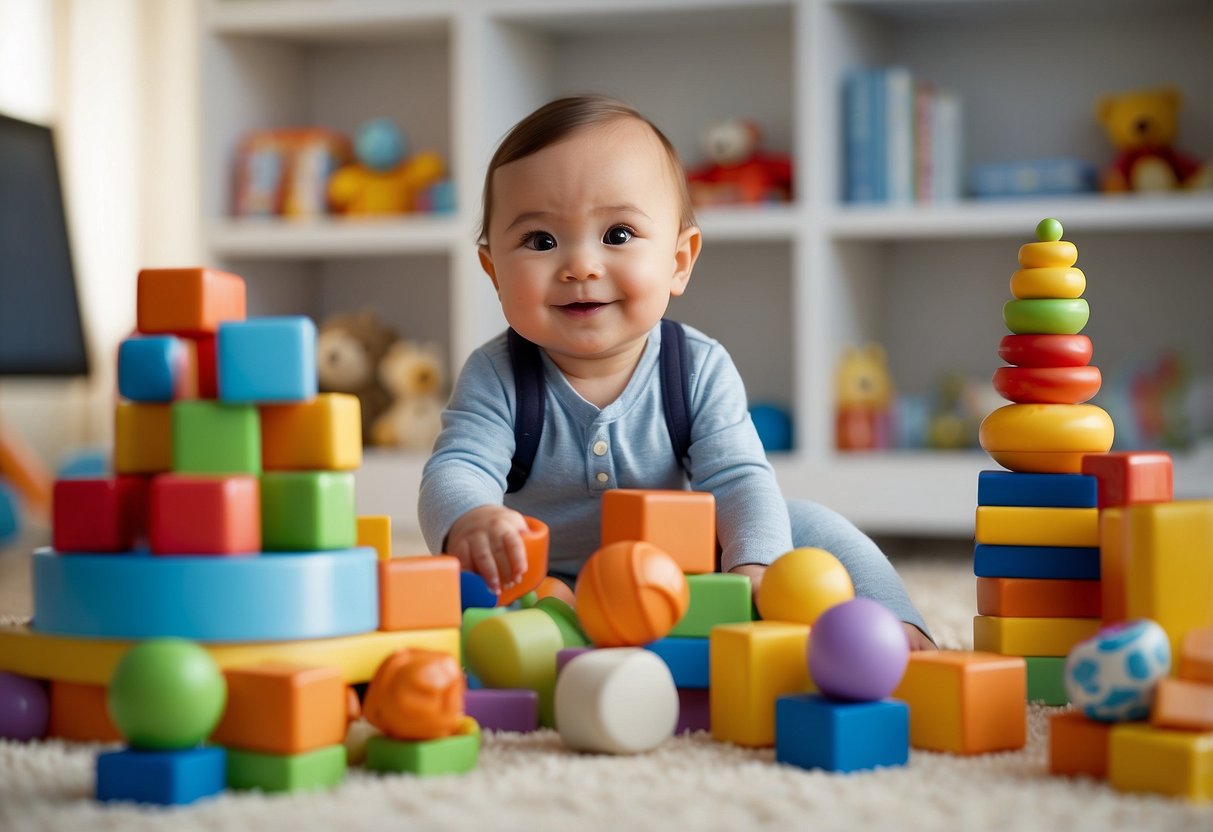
356;515;392;561
834;343;893;450
1109;722;1213;801
973;615;1101;657
113;402;172;474
755;547;854;626
709;621;811;748
327;118;444;215
259;393;362;471
979;402;1114;473
974;506;1099;548
1095;86;1213;193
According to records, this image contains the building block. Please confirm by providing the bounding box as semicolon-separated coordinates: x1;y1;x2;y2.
973;615;1100;657
973;544;1100;580
364;716;479;776
998;333;1092;369
1049;711;1110;779
361;648;465;742
464;609;563;727
575;540;688;647
710;622;811;748
646;637;709;689
357;515;392;561
976;577;1101;619
892;651;1026;754
532;597;589;648
147;474;260;555
461;607;505;666
52;476;147;552
209;663;347;754
496;516;549;607
113;402;172;474
555;649;679;754
1151;678;1213;732
535;575;577;607
556;647;595;675
96;746;227;805
217;316;317;403
461;571;499;609
171;401;261;475
0;620;458;686
225;743;346;793
1109;722;1213;802
48;680;122;742
31;547;377;642
1026;656;1068;705
1080;451;1173;509
183;333;218;398
775;694;908;773
136;267;246;335
601;489;716;573
378;555;462;631
667;573;752;637
118;335;188;402
676;688;710;734
463;689;538;733
979;402;1114;474
976;470;1097;508
261;394;362;471
974;506;1099;548
1181;627;1213;682
260;471;355;551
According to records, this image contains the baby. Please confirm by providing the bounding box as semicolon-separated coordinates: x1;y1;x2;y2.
419;95;933;649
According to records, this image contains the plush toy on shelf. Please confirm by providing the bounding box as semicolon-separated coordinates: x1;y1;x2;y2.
327;118;446;216
372;339;446;452
316;310;398;444
1095;86;1213;193
685;119;793;207
834;343;893;451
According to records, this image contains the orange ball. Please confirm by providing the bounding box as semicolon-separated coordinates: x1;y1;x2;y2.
575;540;689;647
362;648;464;741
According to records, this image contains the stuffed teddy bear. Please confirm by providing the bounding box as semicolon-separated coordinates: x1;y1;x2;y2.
686;119;793;207
834;343;893;451
316;310;398;444
327;118;446;215
372;340;445;451
1095;86;1213;193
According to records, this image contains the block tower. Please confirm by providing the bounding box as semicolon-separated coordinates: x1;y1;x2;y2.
973;219;1113;702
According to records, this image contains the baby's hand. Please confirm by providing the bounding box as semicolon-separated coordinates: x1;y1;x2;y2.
446;505;530;595
728;563;767;599
903;623;936;652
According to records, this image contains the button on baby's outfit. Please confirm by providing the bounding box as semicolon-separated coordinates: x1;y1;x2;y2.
595;472;609;483
592;440;608;456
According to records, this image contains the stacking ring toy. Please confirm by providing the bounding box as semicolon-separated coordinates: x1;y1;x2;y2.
1004;299;1089;335
998;334;1092;368
1018;240;1077;269
1010;267;1086;299
980;403;1114;473
992;366;1102;404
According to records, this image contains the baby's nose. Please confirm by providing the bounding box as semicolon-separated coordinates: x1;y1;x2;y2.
560;246;603;281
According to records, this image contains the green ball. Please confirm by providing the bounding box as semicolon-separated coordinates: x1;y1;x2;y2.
107;639;227;750
1036;217;1063;242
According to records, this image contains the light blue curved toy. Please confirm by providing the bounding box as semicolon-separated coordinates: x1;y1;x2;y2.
1064;618;1171;722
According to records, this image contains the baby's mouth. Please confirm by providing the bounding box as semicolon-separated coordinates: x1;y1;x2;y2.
560;302;605;311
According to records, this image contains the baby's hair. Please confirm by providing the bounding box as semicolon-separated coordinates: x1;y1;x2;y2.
477;94;696;245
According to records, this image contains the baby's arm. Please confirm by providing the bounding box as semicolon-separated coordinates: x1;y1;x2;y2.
446;505;529;595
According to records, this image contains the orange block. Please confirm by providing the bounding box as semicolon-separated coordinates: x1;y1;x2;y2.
976;577;1101;618
1181;627;1213;683
601;489;716;574
209;662;347;754
136;267;246;335
47;681;122;743
496;516;549;607
1152;678;1213;731
260;394;362;471
378;555;462;631
1081;451;1173;509
357;515;392;561
1049;710;1110;779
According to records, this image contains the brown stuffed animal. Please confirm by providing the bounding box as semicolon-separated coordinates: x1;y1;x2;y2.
1096;86;1213;192
315;310;398;444
372;340;445;451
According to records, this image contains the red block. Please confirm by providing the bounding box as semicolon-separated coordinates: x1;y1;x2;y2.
148;474;260;555
1080;452;1173;509
52;477;148;552
183;334;218;399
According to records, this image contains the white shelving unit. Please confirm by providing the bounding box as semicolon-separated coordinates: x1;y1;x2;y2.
199;0;1213;537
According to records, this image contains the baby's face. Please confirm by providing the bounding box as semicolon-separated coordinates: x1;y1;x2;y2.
480;118;699;369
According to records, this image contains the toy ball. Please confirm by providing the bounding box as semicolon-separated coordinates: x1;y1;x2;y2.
355;118;405;171
107;639;227;750
756;547;855;626
750;403;793;452
363;648;464;741
807;598;910;701
575;540;689;647
1065;619;1172;722
0;671;49;741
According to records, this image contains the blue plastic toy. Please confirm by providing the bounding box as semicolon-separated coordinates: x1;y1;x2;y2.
645;638;710;689
775;693;908;773
973;544;1100;581
96;746;227;806
977;470;1098;508
118;335;185;402
217;316;317;403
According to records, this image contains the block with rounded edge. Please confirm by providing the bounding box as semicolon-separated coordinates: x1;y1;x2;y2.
48;680;121;742
114;403;173;474
356;515;392;561
676;688;710;734
974;506;1099;548
209;663;347;755
1109;722;1213;801
52;476;148;553
646;637;709;689
976;577;1101;619
710;621;811;748
496;516;548;607
377;556;462;632
137;267;246;335
892;651;1026;754
976;470;1097;508
601;489;716;573
118;335;188;402
974;544;1100;581
533;597;589;648
465;609;563;727
1151;678;1213;732
973;615;1100;657
775;694;908;773
364;717;479;776
171;401;260;475
225;743;347;793
1026;656;1069;705
218;316;317;403
260;471;355;551
261;394;361;471
460;607;505;666
96;746;227;806
668;573;752;637
460;571;499;609
463;689;538;733
148;474;260;555
1049;711;1110;778
1181;627;1213;683
555;648;678;754
1080;451;1173;509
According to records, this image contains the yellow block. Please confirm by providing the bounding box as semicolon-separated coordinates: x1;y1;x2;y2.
113;402;173;474
1109;723;1213;802
975;506;1099;548
260;393;362;471
0;622;458;685
357;515;393;561
709;621;811;748
972;615;1100;657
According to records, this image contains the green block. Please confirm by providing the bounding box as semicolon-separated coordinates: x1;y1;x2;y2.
669;573;752;637
364;723;479;776
226;744;346;793
261;471;355;550
1026;656;1068;705
172;401;261;474
461;607;506;667
533;597;589;648
465;609;562;727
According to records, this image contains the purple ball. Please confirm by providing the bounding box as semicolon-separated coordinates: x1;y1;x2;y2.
808;597;910;701
0;671;50;741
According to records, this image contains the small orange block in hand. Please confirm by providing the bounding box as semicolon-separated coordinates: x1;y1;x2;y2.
496;516;549;607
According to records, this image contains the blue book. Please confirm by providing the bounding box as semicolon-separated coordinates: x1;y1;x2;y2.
884;66;914;204
844;69;877;203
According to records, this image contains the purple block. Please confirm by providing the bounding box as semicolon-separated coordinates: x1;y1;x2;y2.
676;688;710;734
556;647;594;675
464;689;539;733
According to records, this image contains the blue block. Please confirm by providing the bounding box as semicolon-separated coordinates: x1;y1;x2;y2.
0;480;18;545
460;571;499;609
645;638;709;689
217;316;317;403
118;336;184;402
775;694;908;773
973;543;1100;580
32;547;377;642
96;746;227;806
977;470;1098;508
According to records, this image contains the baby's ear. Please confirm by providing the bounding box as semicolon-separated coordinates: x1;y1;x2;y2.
671;226;702;296
478;245;500;292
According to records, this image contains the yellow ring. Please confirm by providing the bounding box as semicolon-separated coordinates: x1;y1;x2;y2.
1010;267;1086;299
984;449;1090;474
1018;241;1077;269
979;403;1114;453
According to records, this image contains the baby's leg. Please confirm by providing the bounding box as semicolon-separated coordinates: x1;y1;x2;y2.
786;498;932;642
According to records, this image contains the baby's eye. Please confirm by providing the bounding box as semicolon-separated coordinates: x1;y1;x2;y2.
522;231;556;251
603;226;633;246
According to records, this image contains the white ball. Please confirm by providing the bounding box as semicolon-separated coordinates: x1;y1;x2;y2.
555;648;678;754
1064;619;1171;722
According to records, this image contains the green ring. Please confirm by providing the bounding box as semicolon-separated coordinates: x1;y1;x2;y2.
1003;299;1090;335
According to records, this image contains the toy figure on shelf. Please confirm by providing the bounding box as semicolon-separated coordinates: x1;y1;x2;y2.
834;343;893;451
685;119;793;207
371;340;446;452
1095;86;1213;193
233;128;350;218
327;118;446;216
316;310;398;444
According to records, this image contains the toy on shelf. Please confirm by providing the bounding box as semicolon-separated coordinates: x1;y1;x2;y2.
233;128;350;219
316;310;398;445
370;339;446;451
834;343;893;451
685;119;792;207
1095;86;1213;193
327;118;446;216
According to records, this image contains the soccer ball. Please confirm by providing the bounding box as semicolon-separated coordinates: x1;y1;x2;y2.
1064;619;1171;722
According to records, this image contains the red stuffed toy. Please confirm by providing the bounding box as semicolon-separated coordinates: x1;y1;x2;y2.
686;120;793;206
